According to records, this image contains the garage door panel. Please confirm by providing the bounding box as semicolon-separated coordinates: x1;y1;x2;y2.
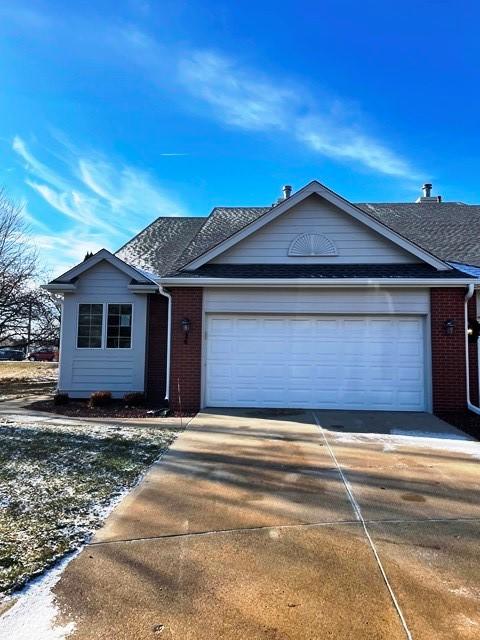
398;390;424;407
344;318;369;336
314;389;340;403
314;319;338;336
369;390;395;406
369;366;394;381
398;341;423;357
205;314;426;411
398;366;423;382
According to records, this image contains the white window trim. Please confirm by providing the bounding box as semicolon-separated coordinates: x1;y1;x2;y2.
76;302;134;351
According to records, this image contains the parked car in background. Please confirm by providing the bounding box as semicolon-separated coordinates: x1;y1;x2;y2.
26;348;58;362
0;348;25;361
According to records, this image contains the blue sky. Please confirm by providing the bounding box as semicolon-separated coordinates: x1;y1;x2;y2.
0;0;478;275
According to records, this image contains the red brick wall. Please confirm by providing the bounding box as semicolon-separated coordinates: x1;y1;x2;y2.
145;294;168;405
431;287;470;412
468;295;479;406
169;287;203;414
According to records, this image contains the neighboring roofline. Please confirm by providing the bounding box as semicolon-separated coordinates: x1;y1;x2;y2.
46;249;156;285
42;283;77;293
182;180;451;272
159;277;477;287
127;283;160;293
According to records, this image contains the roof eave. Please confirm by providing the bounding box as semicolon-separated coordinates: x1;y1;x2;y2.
159;276;478;287
46;249;157;286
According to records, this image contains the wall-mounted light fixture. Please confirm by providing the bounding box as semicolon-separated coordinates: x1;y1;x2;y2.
444;319;455;336
181;318;191;344
468;319;480;343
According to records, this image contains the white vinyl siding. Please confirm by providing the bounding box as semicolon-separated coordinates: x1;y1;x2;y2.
59;261;147;398
204;287;430;315
205;314;426;411
212;194;419;264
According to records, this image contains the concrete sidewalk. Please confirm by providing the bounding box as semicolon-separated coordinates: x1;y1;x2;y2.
46;409;480;638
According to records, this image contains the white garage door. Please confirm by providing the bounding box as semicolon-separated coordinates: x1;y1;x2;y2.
205;315;426;411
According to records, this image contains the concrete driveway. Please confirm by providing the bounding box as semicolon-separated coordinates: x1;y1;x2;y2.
52;409;480;639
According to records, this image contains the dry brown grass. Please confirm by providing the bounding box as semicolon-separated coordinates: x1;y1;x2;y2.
0;361;58;381
0;362;58;400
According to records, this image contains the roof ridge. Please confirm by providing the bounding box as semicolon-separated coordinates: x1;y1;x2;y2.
212;206;270;210
172;209;220;269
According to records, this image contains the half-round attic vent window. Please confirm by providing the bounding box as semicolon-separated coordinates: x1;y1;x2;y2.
288;233;338;257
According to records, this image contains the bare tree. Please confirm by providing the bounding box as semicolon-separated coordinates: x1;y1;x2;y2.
0;190;62;351
24;288;62;349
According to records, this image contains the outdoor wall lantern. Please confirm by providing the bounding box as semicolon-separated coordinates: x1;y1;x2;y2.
444;319;455;336
181;318;191;344
468;320;480;343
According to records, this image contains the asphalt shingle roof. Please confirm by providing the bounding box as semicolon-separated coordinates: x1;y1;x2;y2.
357;202;480;267
115;200;480;276
116;216;206;275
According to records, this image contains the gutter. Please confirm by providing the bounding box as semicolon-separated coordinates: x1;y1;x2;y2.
158;277;477;288
158;285;172;402
465;284;480;415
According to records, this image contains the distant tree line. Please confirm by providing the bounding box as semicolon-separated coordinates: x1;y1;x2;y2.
0;190;61;350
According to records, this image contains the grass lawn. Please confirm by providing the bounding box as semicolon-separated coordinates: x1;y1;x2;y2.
0;417;178;597
0;362;58;400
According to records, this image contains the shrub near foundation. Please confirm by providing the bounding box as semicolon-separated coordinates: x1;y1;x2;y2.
89;390;112;407
123;392;146;407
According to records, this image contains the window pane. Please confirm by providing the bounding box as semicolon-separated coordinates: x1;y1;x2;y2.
107;304;132;349
120;314;131;327
77;304;103;348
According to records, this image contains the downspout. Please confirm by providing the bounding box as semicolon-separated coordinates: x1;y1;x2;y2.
158;285;172;402
464;284;480;415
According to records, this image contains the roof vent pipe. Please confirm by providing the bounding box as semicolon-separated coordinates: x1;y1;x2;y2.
282;185;292;200
416;182;442;203
422;183;432;198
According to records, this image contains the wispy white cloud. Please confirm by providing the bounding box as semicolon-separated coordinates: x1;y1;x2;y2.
178;51;297;131
178;50;418;179
31;228;110;279
13;136;71;192
12;135;188;275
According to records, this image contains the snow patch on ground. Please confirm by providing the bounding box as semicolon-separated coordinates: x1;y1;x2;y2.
0;553;77;640
0;414;177;596
329;429;480;458
390;429;471;441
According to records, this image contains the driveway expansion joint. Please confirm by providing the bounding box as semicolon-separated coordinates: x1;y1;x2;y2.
312;411;414;640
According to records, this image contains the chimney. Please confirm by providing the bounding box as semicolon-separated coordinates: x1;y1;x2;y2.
416;182;442;203
282;185;292;200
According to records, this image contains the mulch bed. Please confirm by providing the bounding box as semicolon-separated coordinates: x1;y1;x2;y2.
436;411;480;441
28;398;168;419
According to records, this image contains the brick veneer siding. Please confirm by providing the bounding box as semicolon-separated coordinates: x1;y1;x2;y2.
145;293;168;405
468;294;479;406
169;287;203;414
431;287;473;413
